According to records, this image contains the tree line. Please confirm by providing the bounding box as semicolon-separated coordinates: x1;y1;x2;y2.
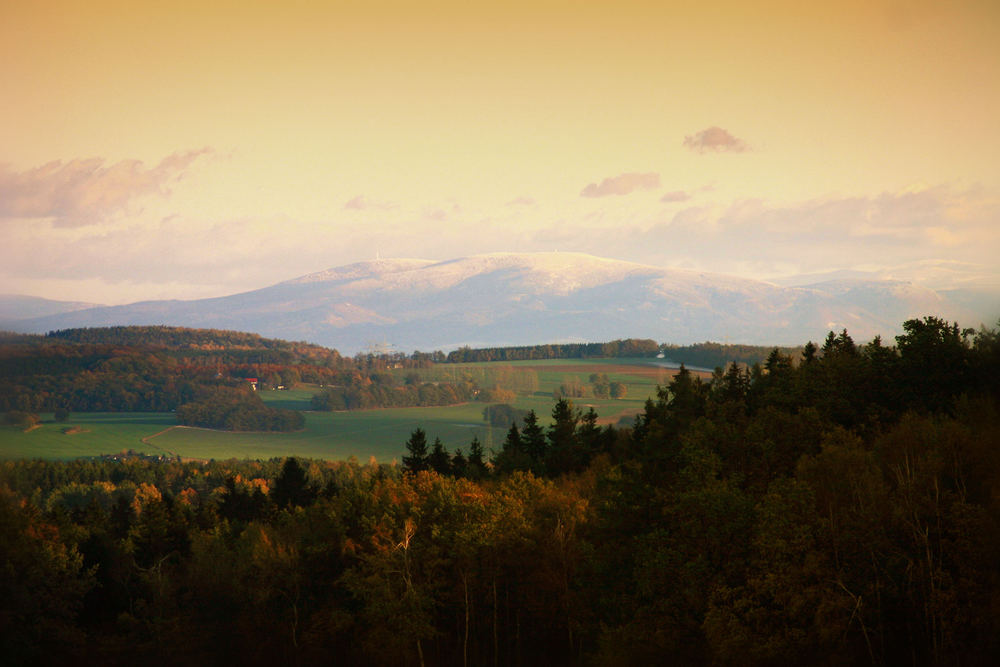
175;386;304;432
0;316;998;664
444;338;661;363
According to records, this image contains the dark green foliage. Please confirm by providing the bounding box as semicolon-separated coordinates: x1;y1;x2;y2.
218;476;269;522
662;341;803;369
176;387;304;431
446;337;660;362
492;423;531;474
47;325;342;365
402;428;429;473
482;402;529;428
428;437;452;475
311;378;477;411
521;409;548;474
546;398;583;475
271;457;316;509
590;372;611;398
0;489;92;662
3;410;39;429
0;315;997;666
466;437;487;480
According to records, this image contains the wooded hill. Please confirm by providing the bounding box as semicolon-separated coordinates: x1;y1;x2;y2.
1;316;998;665
1;327;796;421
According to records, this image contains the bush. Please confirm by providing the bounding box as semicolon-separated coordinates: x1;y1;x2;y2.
483;403;530;428
477;387;516;403
54;408;71;422
554;380;586;400
4;411;40;429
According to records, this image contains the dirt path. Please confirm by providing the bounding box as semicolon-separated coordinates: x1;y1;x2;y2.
140;425;183;457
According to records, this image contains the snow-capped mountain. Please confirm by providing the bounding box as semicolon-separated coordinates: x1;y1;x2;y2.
6;253;996;353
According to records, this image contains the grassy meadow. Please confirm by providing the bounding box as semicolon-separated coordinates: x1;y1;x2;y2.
0;358;700;461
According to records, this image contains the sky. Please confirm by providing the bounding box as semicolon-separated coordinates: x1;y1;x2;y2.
1;0;998;304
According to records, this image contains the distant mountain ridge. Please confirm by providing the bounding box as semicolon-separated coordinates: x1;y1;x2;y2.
5;253;997;354
0;294;102;329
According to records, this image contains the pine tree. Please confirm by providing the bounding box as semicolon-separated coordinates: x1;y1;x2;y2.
428;437;452;475
272;456;315;509
521;409;547;474
494;423;532;475
451;448;468;478
402;428;429;473
546;398;582;475
467;436;487;479
577;407;603;458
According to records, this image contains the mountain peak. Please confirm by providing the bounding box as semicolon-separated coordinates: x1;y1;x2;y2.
5;252;994;354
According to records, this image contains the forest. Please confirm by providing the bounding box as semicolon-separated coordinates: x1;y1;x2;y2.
1;316;999;665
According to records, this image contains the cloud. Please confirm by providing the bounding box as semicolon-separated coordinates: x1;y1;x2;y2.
660;190;691;203
2;181;995;307
630;186;1000;281
580;172;660;198
683;127;749;153
0;149;209;227
343;195;396;211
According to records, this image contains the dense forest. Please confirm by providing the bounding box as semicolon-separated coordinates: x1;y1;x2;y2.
661;341;804;370
1;316;998;665
441;339;796;368
444;338;661;362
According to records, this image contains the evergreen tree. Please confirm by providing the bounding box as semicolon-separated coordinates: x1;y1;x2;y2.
577;407;603;458
801;341;818;364
467;436;487;479
521;409;547;474
402;428;429;473
451;448;468;478
493;423;532;474
271;456;315;509
666;364;706;430
546;398;582;475
428;437;452;475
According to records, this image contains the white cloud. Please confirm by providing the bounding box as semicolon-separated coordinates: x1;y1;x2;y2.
1;173;994;304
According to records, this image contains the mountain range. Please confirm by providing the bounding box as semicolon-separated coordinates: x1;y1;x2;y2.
3;253;997;354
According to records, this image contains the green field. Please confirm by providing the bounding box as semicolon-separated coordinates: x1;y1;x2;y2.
1;358;695;461
0;413;176;460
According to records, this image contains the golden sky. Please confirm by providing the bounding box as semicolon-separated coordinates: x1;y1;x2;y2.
1;0;998;302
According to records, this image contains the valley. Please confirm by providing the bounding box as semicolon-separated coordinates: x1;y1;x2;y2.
0;356;684;461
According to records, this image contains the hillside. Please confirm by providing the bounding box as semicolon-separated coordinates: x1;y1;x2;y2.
6;253;993;353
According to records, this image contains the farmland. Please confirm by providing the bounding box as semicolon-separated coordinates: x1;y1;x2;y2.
0;358;700;462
